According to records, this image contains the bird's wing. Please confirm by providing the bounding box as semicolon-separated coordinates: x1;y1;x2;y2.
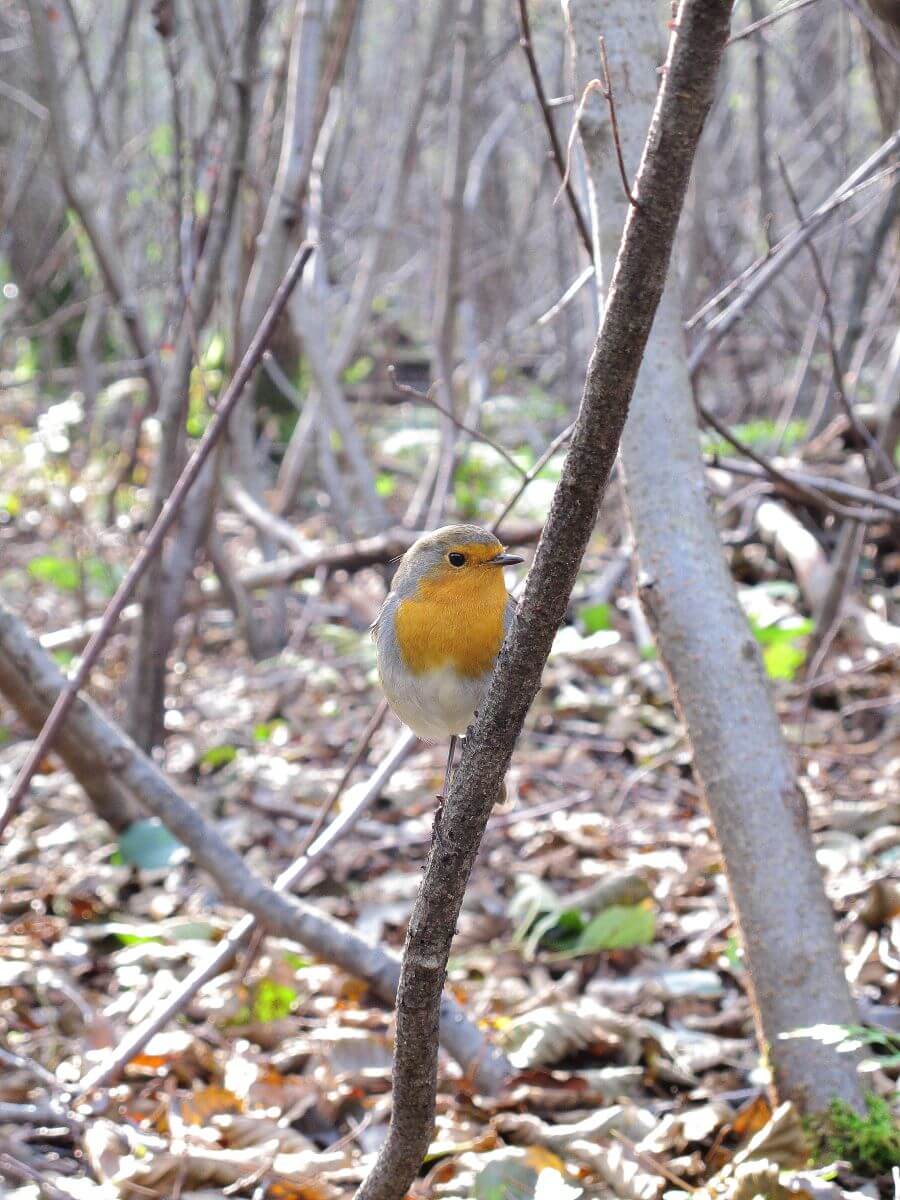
371;589;397;640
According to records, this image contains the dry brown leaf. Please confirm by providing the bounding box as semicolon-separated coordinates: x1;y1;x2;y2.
730;1093;773;1140
180;1084;244;1126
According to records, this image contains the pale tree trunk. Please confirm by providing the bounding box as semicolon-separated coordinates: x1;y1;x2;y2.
408;0;477;528
567;0;862;1111
275;0;454;518
126;0;266;749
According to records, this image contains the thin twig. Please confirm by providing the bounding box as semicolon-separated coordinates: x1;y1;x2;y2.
787;647;897;696
708;456;900;519
556;27;638;212
490;422;576;534
515;0;593;256
236;699;391;983
697;401;885;523
389;367;526;478
727;0;825;45
777;155;894;485
0;242;316;838
688;133;900;374
685;163;897;333
610;1131;697;1193
70;731;430;1098
0;1154;72;1200
597;36;639;210
842;0;900;66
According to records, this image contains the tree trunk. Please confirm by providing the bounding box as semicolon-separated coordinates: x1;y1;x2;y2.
567;0;862;1111
126;0;266;748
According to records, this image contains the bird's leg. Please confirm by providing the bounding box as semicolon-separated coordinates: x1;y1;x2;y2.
441;735;458;801
432;735;457;853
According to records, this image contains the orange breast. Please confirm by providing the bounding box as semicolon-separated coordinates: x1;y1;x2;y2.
395;570;508;678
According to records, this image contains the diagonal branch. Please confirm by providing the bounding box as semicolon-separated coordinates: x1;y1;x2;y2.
515;0;593;256
0;242;316;838
354;3;733;1197
687;130;900;373
0;600;512;1096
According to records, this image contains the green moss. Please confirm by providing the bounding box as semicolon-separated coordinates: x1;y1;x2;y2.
807;1094;900;1176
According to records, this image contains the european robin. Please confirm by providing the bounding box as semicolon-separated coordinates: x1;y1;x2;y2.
372;524;523;795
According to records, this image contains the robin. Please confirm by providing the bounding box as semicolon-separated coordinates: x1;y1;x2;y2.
372;524;523;795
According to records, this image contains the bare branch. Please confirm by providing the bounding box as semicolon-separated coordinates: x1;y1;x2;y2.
727;0;825;46
515;0;593;256
688;132;900;374
0;599;511;1096
24;0;161;408
1;243;316;838
389;367;527;478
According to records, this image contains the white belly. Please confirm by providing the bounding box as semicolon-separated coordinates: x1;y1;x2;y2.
380;662;486;741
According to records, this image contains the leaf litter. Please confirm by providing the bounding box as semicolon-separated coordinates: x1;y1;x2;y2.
1;497;898;1199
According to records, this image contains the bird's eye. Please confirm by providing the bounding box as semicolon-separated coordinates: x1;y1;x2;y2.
448;552;466;567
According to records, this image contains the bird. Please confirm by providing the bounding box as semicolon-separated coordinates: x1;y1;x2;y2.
372;524;523;798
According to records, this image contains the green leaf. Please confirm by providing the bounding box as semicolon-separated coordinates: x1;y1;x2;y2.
749;615;814;646
283;952;312;971
474;1159;538;1200
84;557;120;598
201;332;226;371
200;744;238;770
252;978;298;1022
343;354;373;384
568;904;655;955
252;720;286;742
748;614;813;681
375;472;396;497
579;601;612;634
0;492;21;517
118;820;184;869
115;931;164;947
763;639;807;681
28;555;80;592
149;122;173;161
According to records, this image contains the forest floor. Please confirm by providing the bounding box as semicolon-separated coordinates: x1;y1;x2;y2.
0;419;899;1199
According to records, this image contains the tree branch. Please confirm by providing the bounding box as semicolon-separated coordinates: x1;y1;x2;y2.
0;242;316;838
515;0;593;257
0;599;512;1097
687;131;900;373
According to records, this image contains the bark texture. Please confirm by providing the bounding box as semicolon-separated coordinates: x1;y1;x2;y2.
355;5;733;1198
568;0;861;1111
0;647;139;833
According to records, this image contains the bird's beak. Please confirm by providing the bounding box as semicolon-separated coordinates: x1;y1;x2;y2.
490;550;524;566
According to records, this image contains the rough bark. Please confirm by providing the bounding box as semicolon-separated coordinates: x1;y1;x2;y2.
355;5;733;1198
0;645;139;833
0;599;512;1096
569;0;862;1111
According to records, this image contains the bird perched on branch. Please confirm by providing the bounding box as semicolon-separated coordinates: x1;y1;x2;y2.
372;524;523;797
